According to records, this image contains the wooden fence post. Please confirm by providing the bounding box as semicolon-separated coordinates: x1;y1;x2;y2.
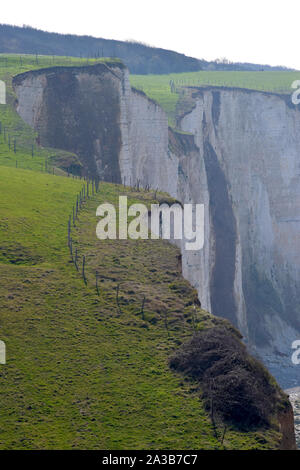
141;296;146;320
82;255;87;284
96;271;100;296
74;248;78;271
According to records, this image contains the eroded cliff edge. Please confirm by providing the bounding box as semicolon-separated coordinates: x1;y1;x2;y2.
13;64;300;390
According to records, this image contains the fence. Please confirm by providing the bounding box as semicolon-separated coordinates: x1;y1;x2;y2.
169;79;291;94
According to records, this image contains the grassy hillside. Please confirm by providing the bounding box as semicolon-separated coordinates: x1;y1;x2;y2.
0;166;284;449
130;71;300;125
0;56;293;448
3;24;292;75
0;25;205;75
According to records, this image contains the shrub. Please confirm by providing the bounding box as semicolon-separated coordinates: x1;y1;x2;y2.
169;326;284;429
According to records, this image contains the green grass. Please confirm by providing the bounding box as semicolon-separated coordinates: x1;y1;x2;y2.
0;53;122;79
0;166;283;449
130;71;300;125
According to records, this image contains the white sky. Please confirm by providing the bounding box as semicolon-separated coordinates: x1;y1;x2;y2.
2;0;300;69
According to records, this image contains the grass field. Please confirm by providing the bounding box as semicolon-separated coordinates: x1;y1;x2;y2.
0;166;284;449
130;70;300;125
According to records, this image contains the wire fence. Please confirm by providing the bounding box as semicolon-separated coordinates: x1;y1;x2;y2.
169;79;292;94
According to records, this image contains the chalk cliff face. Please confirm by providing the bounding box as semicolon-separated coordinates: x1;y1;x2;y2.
179;89;300;388
13;65;300;388
13;64;125;181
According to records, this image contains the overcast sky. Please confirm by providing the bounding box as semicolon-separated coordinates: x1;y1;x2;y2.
2;0;300;69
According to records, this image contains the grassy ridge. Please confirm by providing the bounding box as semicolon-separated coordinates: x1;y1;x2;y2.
130;70;300;125
0;166;282;449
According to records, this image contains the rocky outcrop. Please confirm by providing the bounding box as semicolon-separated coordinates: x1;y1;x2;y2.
278;401;297;450
13;63;126;181
13;64;300;389
285;387;300;448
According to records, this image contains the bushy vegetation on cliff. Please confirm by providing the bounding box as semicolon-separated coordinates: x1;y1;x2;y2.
170;326;289;429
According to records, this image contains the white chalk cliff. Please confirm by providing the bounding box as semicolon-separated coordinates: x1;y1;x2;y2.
13;64;300;387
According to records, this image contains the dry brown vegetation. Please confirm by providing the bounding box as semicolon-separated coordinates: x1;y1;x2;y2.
169;326;289;430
